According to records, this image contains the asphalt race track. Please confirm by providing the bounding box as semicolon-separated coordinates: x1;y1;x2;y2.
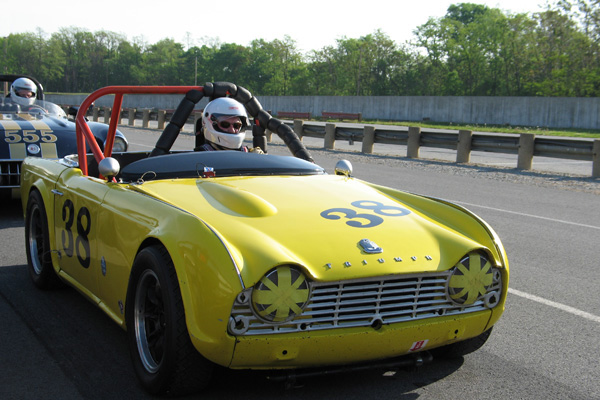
0;127;598;399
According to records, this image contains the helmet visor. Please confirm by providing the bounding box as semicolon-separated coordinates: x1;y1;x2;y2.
217;120;243;131
15;89;35;98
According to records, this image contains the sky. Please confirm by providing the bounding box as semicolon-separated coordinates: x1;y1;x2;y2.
1;0;550;53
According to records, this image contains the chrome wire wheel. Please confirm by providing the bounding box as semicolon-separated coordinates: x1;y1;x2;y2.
134;269;165;374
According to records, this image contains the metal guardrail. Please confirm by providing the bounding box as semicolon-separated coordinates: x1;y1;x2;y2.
86;106;201;129
286;120;600;178
78;107;600;178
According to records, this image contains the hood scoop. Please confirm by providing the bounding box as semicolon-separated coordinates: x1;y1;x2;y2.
198;181;277;218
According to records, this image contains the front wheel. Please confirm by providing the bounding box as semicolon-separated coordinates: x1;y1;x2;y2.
25;190;61;289
125;245;212;396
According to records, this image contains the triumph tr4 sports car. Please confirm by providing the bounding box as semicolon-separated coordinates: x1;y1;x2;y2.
21;83;509;396
1;74;128;198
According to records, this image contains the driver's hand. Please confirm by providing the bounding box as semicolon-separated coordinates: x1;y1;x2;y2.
249;147;264;154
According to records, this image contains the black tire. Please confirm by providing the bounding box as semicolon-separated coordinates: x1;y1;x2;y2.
433;327;494;359
25;190;62;289
125;245;213;396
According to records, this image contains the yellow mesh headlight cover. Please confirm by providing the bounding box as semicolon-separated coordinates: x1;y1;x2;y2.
448;252;493;305
252;266;310;322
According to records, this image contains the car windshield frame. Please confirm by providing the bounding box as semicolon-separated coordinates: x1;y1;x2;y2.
0;99;67;118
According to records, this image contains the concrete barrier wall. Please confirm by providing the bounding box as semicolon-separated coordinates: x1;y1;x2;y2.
46;94;600;130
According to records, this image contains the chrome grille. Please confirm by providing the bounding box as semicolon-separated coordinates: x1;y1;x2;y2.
229;269;502;336
0;160;22;188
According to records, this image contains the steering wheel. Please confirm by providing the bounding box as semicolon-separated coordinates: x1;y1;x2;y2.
149;82;313;163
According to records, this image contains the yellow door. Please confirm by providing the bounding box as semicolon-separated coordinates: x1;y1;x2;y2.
53;169;109;298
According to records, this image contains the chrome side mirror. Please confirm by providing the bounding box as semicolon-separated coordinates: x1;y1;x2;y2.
334;159;353;177
98;157;120;180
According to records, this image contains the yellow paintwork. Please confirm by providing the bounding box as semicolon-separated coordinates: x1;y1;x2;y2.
229;311;491;368
135;175;500;283
20;155;508;369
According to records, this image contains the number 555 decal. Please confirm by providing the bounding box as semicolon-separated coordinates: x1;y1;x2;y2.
61;200;92;268
320;200;410;228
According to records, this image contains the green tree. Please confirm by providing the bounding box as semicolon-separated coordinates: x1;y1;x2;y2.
413;17;452;95
3;3;600;97
0;31;64;90
203;43;252;86
495;13;537;95
52;28;98;92
143;39;186;85
192;44;219;85
110;40;146;85
249;36;306;95
526;7;596;95
555;0;600;95
306;46;340;95
305;31;409;96
366;30;411;95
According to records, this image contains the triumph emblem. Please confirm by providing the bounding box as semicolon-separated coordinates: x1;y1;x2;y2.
359;239;383;254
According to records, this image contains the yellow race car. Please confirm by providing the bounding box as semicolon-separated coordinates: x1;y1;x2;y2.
21;83;508;396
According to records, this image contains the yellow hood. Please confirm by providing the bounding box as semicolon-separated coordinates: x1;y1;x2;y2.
133;174;487;285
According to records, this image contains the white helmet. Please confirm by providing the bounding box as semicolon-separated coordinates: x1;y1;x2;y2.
10;77;37;106
202;98;249;149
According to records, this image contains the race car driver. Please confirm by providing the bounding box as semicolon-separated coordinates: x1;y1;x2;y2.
196;97;262;153
8;77;38;108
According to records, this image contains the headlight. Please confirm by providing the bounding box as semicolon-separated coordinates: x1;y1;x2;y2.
448;251;498;306
111;136;128;153
251;265;310;323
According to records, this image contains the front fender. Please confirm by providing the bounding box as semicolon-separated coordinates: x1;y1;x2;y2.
365;181;510;330
365;181;508;267
20;157;70;270
98;186;241;366
155;214;242;366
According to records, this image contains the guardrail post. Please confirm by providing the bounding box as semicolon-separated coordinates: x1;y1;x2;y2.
517;133;535;170
325;123;336;149
362;126;375;154
457;130;473;163
128;108;136;126
293;120;304;141
407;127;421;158
142;109;150;128
593;139;600;178
157;110;166;130
264;128;273;142
103;107;111;124
92;107;99;122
